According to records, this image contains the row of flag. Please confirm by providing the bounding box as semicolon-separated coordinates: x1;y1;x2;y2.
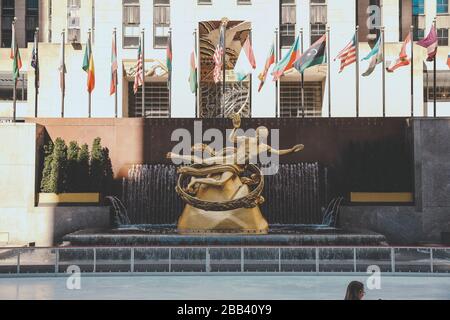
7;22;442;100
188;24;442;94
11;25;120;98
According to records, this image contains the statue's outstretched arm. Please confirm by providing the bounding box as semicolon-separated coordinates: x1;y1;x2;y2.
266;144;304;155
167;152;203;164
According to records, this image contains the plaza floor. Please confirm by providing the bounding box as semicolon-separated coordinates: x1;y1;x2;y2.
0;275;449;300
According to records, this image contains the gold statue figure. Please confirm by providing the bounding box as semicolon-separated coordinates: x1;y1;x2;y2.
167;114;304;234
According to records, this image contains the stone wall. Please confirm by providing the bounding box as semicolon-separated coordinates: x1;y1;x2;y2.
340;118;450;245
0;123;110;246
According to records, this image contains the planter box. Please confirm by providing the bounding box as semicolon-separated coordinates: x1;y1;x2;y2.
38;193;100;205
350;192;414;203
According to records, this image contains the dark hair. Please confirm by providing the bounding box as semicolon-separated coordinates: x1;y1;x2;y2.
345;281;364;300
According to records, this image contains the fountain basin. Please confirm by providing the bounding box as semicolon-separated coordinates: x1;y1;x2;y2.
62;224;387;246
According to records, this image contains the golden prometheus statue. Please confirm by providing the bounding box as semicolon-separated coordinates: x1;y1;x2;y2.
167;113;304;234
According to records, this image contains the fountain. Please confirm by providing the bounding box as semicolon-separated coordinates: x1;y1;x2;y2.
63;114;386;247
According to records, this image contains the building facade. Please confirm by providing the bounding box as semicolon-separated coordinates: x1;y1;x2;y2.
1;0;450;119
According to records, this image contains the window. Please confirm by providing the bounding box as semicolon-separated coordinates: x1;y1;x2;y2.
26;0;39;43
280;82;323;118
413;27;425;41
198;0;212;4
311;23;326;44
153;0;170;48
1;0;14;48
424;71;450;102
128;82;170;118
413;0;425;15
67;0;80;43
280;0;296;47
0;73;27;101
438;28;448;46
123;0;140;48
310;0;327;44
437;0;449;14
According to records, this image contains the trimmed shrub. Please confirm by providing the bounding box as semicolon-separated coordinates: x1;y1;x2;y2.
49;138;68;194
66;141;80;192
90;137;105;193
77;144;90;192
40;141;54;193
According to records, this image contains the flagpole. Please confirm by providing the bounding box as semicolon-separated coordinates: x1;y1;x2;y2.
193;28;198;118
300;28;305;118
141;28;145;118
88;29;92;118
381;26;386;118
61;29;65;118
433;18;437;118
356;25;360;118
249;28;253;116
275;28;279;118
34;27;39;118
410;25;414;117
168;28;172;119
327;26;331;118
12;17;17;123
114;28;118;118
222;19;227;118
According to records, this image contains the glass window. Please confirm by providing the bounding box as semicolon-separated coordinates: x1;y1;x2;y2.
424;71;450;102
438;28;448;46
280;82;323;118
310;23;326;44
153;0;170;48
437;0;449;14
26;0;39;43
1;0;14;47
413;0;425;15
128;82;170;118
281;0;296;47
0;73;28;101
123;0;140;48
67;0;80;42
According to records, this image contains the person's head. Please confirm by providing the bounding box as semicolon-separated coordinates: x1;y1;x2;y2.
255;126;269;139
344;281;365;300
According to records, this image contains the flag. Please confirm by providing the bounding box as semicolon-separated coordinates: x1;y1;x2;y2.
361;36;383;77
233;37;256;81
387;32;412;72
213;23;226;83
294;34;327;74
133;38;143;94
272;35;300;80
447;53;450;69
82;37;95;93
417;25;438;61
335;34;357;73
189;50;197;93
58;37;66;94
258;42;275;92
166;32;172;85
31;31;39;92
10;21;22;82
110;32;118;95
